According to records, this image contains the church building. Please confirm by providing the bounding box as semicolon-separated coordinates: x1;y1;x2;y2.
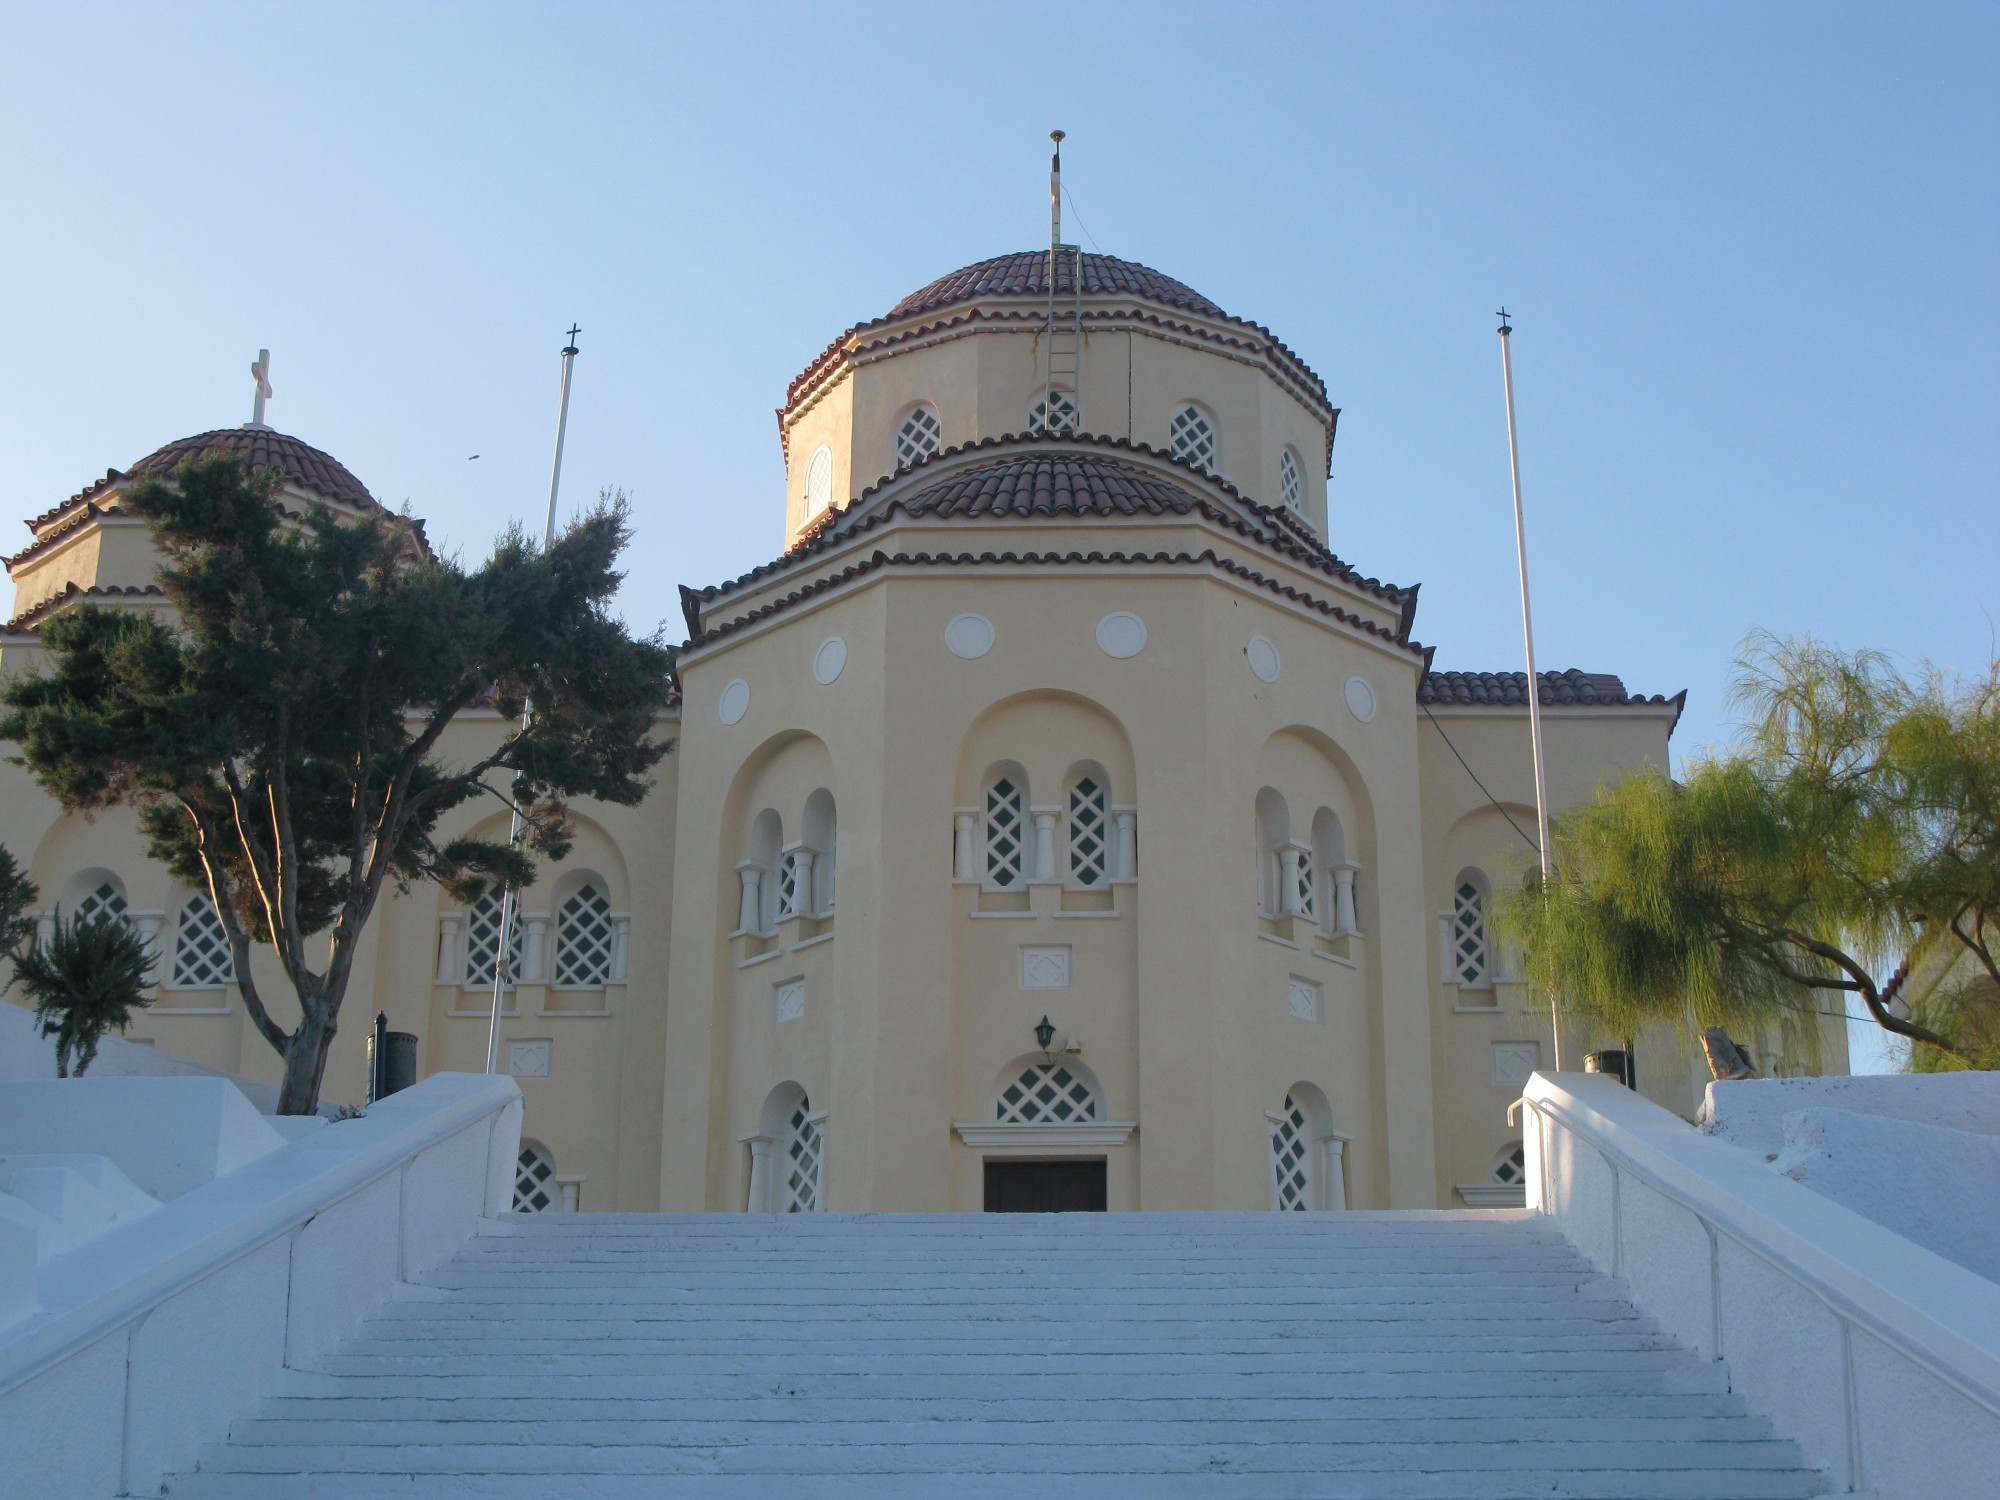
1;228;1834;1215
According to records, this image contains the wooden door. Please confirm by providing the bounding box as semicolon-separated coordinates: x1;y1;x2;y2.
983;1159;1108;1212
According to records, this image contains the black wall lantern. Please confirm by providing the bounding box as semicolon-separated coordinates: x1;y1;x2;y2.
1033;1015;1057;1054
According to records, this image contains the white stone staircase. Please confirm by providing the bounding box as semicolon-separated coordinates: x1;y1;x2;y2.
161;1211;1825;1498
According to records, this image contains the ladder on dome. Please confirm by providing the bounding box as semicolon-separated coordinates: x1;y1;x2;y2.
1042;131;1083;435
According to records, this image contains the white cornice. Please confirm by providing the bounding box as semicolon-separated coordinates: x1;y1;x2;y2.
952;1121;1136;1148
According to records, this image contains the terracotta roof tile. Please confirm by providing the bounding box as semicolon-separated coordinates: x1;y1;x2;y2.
900;452;1203;520
5;582;167;634
1419;668;1682;711
125;428;379;512
888;251;1226;321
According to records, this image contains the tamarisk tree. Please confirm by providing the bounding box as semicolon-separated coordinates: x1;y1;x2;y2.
1502;634;1999;1072
1;456;676;1112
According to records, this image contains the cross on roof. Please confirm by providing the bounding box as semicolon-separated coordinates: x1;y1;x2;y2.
246;349;273;429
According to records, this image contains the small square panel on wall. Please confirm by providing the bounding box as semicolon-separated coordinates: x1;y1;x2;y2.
1288;976;1322;1023
507;1039;552;1078
1492;1041;1542;1087
772;979;805;1024
1020;946;1072;990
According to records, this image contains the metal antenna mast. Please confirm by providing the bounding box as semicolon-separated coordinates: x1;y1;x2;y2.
1496;309;1561;1071
485;325;582;1078
1042;131;1081;432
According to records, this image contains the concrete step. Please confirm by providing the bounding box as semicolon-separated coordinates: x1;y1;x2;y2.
159;1212;1820;1498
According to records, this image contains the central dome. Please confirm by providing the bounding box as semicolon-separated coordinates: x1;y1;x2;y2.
126;428;378;512
887;251;1226;324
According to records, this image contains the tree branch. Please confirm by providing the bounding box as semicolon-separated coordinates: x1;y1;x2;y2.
1775;928;1967;1059
179;797;290;1055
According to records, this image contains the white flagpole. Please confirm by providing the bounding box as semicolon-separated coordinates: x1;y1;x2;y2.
485;326;581;1077
1497;310;1562;1071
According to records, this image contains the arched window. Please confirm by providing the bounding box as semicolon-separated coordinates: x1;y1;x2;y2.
803;444;834;518
1311;808;1354;936
71;878;130;931
984;769;1028;889
1029;389;1081;436
1279;447;1302;512
553;881;615;988
1492;1140;1527;1190
736;810;784;933
1255;788;1290;916
802;788;837;915
782;1093;824;1212
1269;1084;1347;1211
1451;870;1491;985
465;887;523;987
171;894;234;988
895;405;941;470
996;1061;1101;1124
1169;403;1218;472
514;1141;560;1213
1066;768;1109;888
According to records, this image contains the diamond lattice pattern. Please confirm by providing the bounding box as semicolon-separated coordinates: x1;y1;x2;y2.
1170;405;1217;472
554;883;613;988
1493;1142;1527;1188
172;897;234;987
1280;448;1302;511
895;406;941;470
1272;1093;1311;1211
784;1097;822;1212
1030;390;1081;436
805;446;833;516
1069;777;1108;886
74;882;128;930
986;778;1025;888
466;889;524;987
996;1063;1099;1124
1292;847;1317;923
514;1145;558;1212
1453;881;1488;983
778;851;805;919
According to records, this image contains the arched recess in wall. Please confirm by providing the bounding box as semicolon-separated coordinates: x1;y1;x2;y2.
953;691;1137;889
748;1080;824;1213
439;809;633;990
1269;1081;1349;1211
718;728;838;936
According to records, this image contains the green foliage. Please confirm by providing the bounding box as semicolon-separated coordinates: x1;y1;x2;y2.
12;908;154;1077
0;844;39;957
1499;633;2000;1069
0;455;677;1111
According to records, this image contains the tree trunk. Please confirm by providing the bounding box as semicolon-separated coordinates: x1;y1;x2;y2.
277;1004;340;1115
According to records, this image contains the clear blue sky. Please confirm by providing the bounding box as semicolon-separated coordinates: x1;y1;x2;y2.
4;3;1993;1066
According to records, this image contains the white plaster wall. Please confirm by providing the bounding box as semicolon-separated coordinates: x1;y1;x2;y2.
0;1071;521;1500
1524;1070;2000;1499
1704;1070;2000;1156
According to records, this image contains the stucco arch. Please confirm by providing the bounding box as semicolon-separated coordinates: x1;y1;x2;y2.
954;690;1135;807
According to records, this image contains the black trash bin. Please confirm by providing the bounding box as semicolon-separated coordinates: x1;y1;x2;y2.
1584;1048;1636;1089
367;1012;420;1102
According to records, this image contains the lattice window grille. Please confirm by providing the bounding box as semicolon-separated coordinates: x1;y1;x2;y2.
1493;1142;1527;1188
895;406;941;470
1280;449;1302;511
554;883;614;988
804;445;833;516
465;889;524;987
996;1063;1099;1125
74;882;129;931
783;1099;823;1213
514;1145;558;1213
1292;847;1317;923
1273;1094;1312;1211
1029;390;1081;436
1068;777;1108;887
1453;881;1489;984
1170;405;1218;472
778;851;805;919
172;897;234;987
985;778;1025;888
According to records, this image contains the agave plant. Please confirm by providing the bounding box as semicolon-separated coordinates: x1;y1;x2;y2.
12;907;155;1077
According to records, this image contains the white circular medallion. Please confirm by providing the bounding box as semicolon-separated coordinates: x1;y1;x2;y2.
1095;611;1147;659
1245;635;1281;683
717;678;751;725
812;636;847;685
1345;675;1378;723
945;613;995;660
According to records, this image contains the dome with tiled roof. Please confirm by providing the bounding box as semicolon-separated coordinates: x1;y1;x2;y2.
125;428;378;512
887;250;1226;324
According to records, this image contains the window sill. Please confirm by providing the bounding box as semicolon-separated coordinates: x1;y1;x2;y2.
968;910;1038;920
1455;1182;1527;1208
792;931;836;951
1051;909;1120;921
448;1006;520;1019
537;1007;613;1019
147;1003;233;1016
737;949;787;969
1311;948;1358;971
1257;932;1301;951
